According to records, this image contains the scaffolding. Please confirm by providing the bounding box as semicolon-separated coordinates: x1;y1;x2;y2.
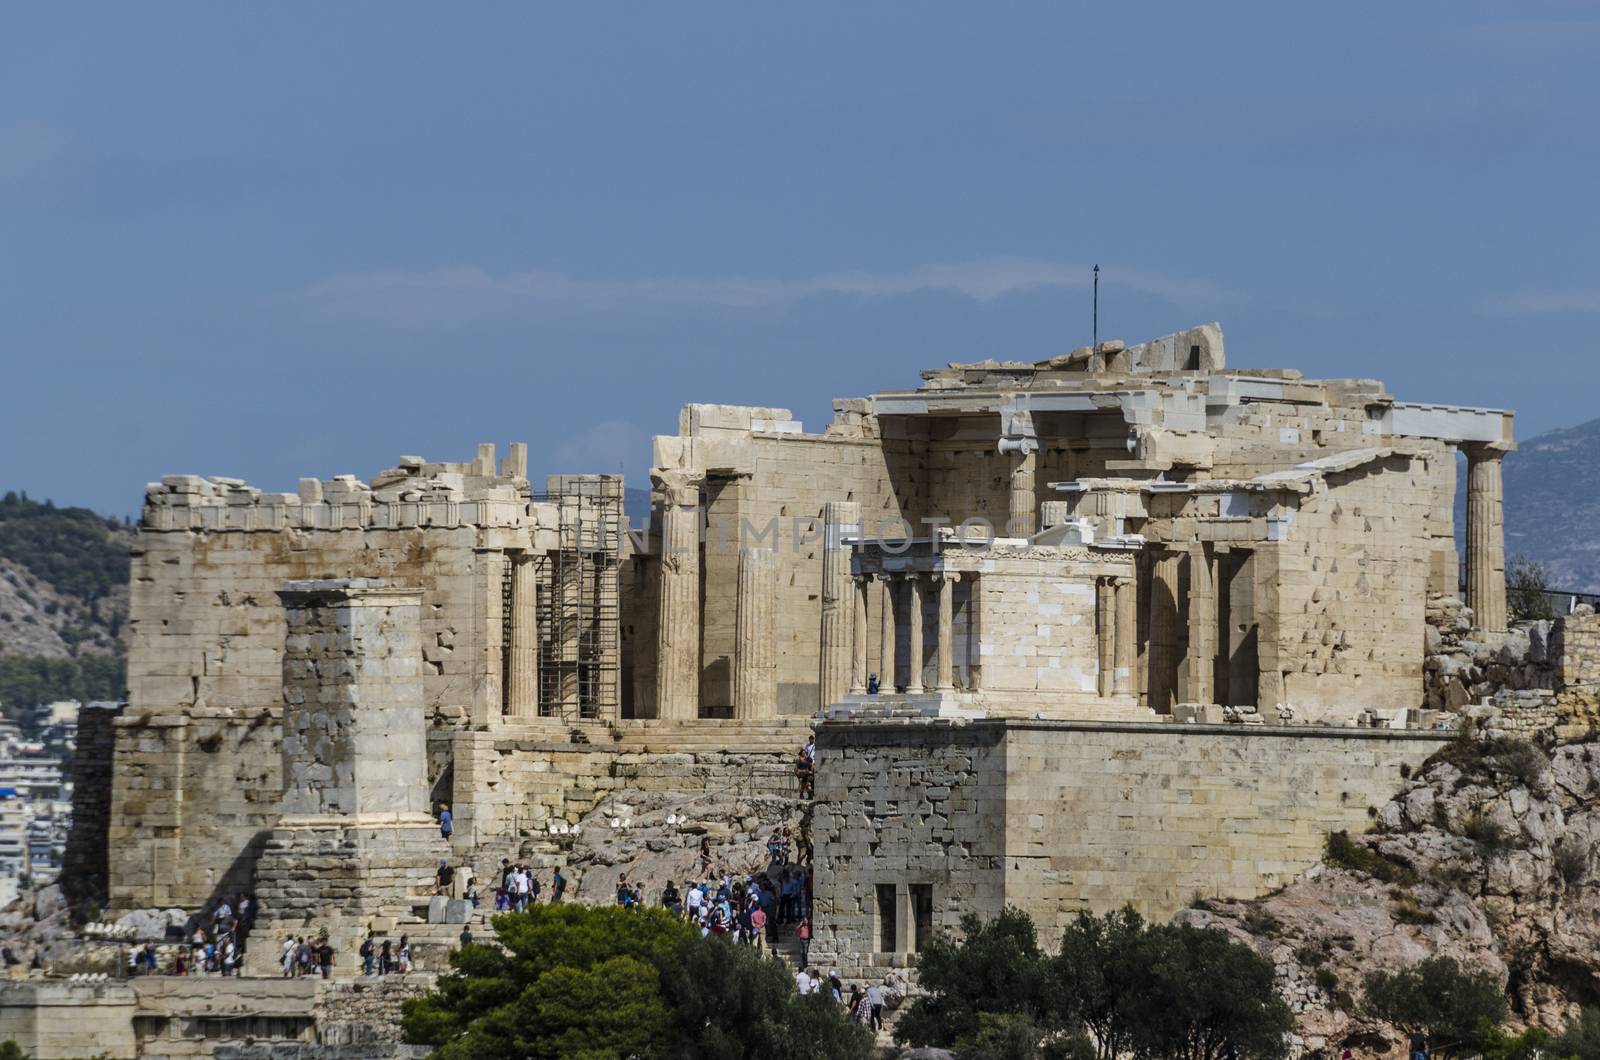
531;476;623;721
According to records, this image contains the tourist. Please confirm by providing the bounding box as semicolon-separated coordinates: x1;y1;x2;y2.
866;981;884;1031
849;984;873;1028
698;837;713;876
280;936;297;978
528;867;542;905
436;859;455;896
465;876;480;908
662;880;681;916
797;915;811;968
794;746;814;799
795;966;812;994
749;902;767;953
317;939;334;979
766;829;784;864
296;937;313;977
615;873;632;908
826;970;843;1004
867;672;880;695
552;866;567;902
220;937;238;976
685;881;704;923
379;939;393;975
173;951;187;976
459;925;473;947
359;932;375;976
397;935;413;974
437;802;453;840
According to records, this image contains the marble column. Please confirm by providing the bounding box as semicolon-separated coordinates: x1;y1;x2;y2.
879;575;897;691
1466;445;1508;633
906;573;926;694
850;576;870;695
819;500;861;709
1096;577;1115;697
1185;545;1216;705
936;572;957;692
1113;576;1136;697
1008;451;1038;536
655;472;702;719
507;554;539;717
1147;550;1182;714
734;547;777;718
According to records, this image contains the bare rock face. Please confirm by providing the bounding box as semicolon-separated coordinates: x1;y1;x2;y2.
1177;736;1600;1052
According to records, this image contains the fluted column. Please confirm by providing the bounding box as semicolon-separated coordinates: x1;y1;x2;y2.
819;501;861;709
734;548;777;718
1113;576;1136;697
507;555;539;716
850;576;869;695
1185;545;1215;705
1009;451;1038;537
906;573;925;694
655;472;702;719
1147;550;1182;714
879;575;897;691
936;572;957;691
1466;445;1508;633
1096;576;1115;697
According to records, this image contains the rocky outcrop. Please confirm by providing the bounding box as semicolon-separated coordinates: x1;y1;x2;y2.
1178;734;1600;1053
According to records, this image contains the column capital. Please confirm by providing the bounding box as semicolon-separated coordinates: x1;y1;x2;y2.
651;468;705;507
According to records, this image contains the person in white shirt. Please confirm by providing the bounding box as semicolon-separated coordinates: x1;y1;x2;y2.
795;969;812;994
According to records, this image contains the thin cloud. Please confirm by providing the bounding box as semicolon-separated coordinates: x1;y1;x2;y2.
1480;290;1600;315
303;259;1239;325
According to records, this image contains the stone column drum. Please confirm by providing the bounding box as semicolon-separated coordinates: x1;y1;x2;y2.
819;501;861;708
655;471;703;719
506;555;538;717
734;548;778;718
1465;445;1508;633
850;576;870;695
905;573;926;695
879;576;897;692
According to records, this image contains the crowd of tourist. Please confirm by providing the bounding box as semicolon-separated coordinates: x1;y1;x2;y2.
127;892;258;977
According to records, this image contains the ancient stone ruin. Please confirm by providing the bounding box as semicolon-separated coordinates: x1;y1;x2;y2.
13;321;1586;1057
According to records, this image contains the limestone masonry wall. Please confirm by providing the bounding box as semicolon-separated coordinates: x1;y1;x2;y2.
813;719;1446;975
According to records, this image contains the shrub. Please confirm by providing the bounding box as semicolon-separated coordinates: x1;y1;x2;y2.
1508;556;1556;622
1325;830;1416;884
1462;811;1516;855
1313;966;1339;994
1554;836;1592;887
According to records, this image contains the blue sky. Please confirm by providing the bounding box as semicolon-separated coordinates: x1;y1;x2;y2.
3;2;1597;516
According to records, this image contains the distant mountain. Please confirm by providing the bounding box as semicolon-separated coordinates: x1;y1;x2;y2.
1503;417;1600;594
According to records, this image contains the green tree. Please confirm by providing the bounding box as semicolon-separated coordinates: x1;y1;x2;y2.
894;907;1056;1050
1551;1006;1600;1060
1507;555;1556;621
1126;923;1292;1060
1363;956;1508;1060
401;904;871;1060
1052;908;1149;1060
0;1040;28;1060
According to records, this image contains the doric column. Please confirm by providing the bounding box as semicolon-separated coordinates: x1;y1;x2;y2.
819;501;861;709
654;471;702;719
507;555;539;717
850;575;870;695
936;572;957;691
1185;545;1215;705
734;548;777;718
470;550;505;727
1113;576;1136;696
1008;451;1038;537
1466;445;1508;633
1096;577;1115;697
1147;550;1182;714
906;573;926;694
879;575;897;691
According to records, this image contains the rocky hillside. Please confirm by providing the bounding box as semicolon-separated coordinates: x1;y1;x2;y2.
1503;417;1600;594
0;492;132;716
1182;729;1600;1052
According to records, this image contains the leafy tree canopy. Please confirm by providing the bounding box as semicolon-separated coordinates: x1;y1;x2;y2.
401;904;873;1060
0;491;130;603
1363;956;1508;1060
